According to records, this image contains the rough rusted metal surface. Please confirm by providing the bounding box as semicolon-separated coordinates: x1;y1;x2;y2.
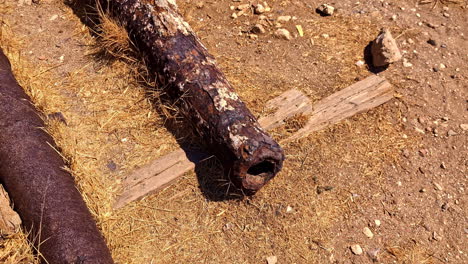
104;0;284;192
0;49;114;264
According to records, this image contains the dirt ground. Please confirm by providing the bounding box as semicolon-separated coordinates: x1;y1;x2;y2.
0;0;467;263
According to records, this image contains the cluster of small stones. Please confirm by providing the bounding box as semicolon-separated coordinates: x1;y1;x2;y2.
230;1;300;41
229;3;339;41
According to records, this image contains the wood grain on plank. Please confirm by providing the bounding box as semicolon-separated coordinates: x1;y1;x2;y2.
286;74;394;142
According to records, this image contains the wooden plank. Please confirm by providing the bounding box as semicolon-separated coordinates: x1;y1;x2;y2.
114;75;393;209
285;75;394;142
0;184;21;235
258;89;313;130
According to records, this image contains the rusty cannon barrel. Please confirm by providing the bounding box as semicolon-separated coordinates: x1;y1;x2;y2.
103;0;284;192
0;48;114;264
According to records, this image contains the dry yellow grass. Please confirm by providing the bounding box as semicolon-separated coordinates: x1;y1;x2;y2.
386;243;435;264
0;1;419;263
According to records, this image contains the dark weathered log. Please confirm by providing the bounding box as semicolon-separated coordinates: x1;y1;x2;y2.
0;49;114;264
104;0;284;192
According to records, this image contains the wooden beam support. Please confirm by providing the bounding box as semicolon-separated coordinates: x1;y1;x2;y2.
114;75;394;209
0;184;21;235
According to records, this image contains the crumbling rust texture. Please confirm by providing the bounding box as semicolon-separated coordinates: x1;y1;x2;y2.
0;49;114;264
106;0;284;192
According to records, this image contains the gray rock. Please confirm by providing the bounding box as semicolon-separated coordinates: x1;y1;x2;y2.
317;4;335;16
371;28;402;67
266;256;277;264
363;227;374;238
251;24;266;34
275;28;292;40
254;4;265;14
351;244;363;255
427;39;437;46
447;130;457;136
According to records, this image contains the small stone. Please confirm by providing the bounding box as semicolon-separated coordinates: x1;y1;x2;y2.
275;29;291;40
49;14;58;21
277;15;292;22
443;12;450;18
402;149;410;158
355;60;365;66
107;160;117;171
424;21;438;29
317;4;335;16
403;58;413;67
286;206;293;213
371;28;402;67
415;127;425;134
236;4;250;11
439;63;446;69
420;188;426;193
427;39;437;46
433;182;443;191
408;38;415;44
266;256;277;264
321;33;329;38
440;162;447;169
441;202;449;211
248;34;258;40
447;130;457;136
251;24;266;34
460;124;468;131
231;13;238;19
367;248;380;261
351;244;363;255
374;219;381;227
433;231;442;241
317;185;334;194
254;4;265;14
418;149;428;157
363;227;374;238
391;14;397;21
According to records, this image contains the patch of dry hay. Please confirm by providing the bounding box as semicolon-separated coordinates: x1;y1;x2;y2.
386;243;435;264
